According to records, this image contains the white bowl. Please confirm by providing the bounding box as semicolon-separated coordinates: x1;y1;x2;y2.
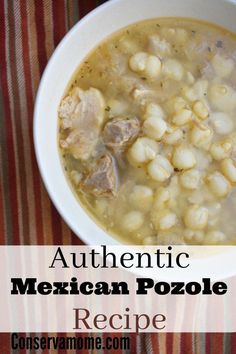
34;0;236;245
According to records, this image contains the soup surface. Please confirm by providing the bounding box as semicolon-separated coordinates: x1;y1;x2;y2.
59;18;236;245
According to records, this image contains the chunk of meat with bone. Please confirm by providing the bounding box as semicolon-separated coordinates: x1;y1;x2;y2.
103;116;140;153
81;154;118;197
60;87;105;160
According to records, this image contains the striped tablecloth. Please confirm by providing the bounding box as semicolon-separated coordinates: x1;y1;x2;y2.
0;0;235;352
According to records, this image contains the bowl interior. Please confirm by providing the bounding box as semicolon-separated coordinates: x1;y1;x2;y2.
34;0;236;245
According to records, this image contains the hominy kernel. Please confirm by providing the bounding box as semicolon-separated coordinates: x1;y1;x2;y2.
128;137;159;165
168;96;188;113
129;52;148;72
123;211;144;232
107;99;128;117
210;112;234;135
183;229;205;242
129;185;154;212
190;125;213;150
204;230;226;244
129;52;162;78
172;146;196;170
212;54;234;78
210;140;232;161
148;155;173;182
180;169;201;190
143;116;167;140
184;80;208;102
164;127;183;145
207;171;231;198
145;55;162;78
144;102;165;120
172;108;192;126
209;84;236;112
186;71;195;85
153;187;171;209
184;205;208;230
220;159;236;183
70;170;82;186
193;100;209;120
153;210;177;230
163;58;184;81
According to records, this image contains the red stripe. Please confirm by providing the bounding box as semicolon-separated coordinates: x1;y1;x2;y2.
181;333;193;354
71;230;85;245
51;203;63;244
19;333;27;354
205;333;211;354
76;333;89;354
166;333;173;354
0;1;20;245
52;0;67;46
57;332;67;354
102;332;110;354
0;178;5;244
130;333;137;354
211;333;224;354
20;0;44;245
78;0;97;18
41;333;49;354
0;333;10;352
231;333;236;354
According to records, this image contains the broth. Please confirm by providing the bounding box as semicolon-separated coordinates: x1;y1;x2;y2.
59;18;236;245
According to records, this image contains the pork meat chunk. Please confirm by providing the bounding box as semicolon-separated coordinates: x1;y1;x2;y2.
103;116;140;153
60;87;105;160
82;154;118;197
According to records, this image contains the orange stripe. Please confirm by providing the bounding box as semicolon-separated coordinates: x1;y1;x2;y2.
195;333;201;354
26;0;40;95
61;219;72;245
159;333;167;354
41;186;54;245
151;334;160;354
43;0;54;60
172;333;181;354
67;0;79;29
